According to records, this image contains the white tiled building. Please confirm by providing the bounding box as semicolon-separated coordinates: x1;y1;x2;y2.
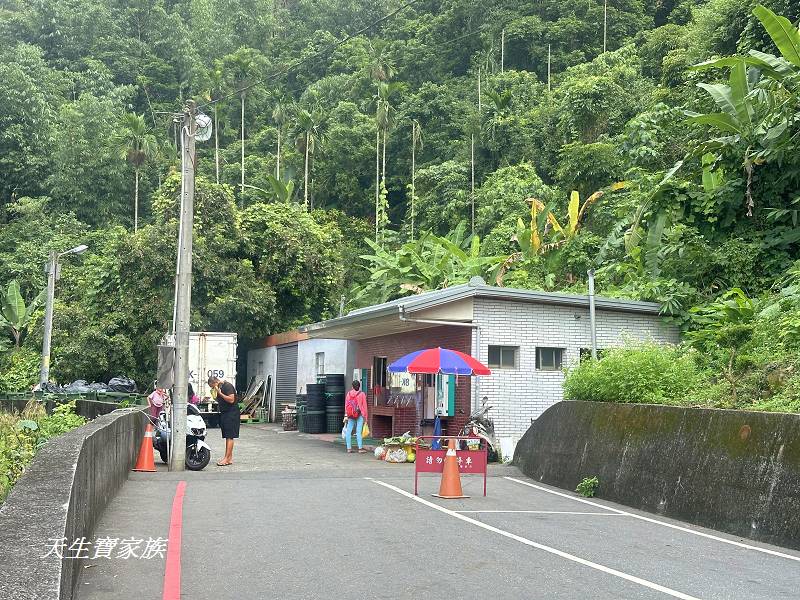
472;295;679;438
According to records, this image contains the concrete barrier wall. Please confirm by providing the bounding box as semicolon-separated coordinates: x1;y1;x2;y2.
513;401;800;550
0;409;145;600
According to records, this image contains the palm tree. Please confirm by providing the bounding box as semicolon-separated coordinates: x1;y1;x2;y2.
368;41;395;241
272;100;290;180
294;109;323;210
377;82;401;182
222;48;263;207
116;113;157;232
374;81;401;241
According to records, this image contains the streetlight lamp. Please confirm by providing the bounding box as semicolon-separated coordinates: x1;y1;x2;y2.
39;244;88;385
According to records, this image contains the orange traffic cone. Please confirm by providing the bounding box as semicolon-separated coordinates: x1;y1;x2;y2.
133;424;157;472
432;439;468;499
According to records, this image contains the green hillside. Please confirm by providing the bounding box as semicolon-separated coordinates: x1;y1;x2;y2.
0;0;799;409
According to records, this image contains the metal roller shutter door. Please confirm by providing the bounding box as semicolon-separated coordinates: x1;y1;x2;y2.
275;344;298;422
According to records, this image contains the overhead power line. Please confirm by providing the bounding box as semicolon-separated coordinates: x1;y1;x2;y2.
196;0;423;111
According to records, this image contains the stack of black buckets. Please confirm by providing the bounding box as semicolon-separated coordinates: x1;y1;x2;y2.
305;383;326;434
298;375;346;434
295;393;307;432
324;374;346;433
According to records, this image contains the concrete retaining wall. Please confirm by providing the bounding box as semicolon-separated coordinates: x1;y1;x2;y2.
0;397;131;419
513;401;800;550
0;409;145;600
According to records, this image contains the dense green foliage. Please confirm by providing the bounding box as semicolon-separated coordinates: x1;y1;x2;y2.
0;0;799;408
563;344;704;405
565;265;800;411
0;401;85;502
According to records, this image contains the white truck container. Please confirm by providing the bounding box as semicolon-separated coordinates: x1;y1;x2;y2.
164;332;238;399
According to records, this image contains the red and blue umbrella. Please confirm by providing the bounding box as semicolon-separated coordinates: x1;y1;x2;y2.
388;347;491;376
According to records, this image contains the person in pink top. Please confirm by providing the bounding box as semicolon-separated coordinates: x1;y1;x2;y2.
343;380;368;453
147;388;167;420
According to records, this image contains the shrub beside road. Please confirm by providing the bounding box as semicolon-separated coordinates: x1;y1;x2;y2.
0;400;85;501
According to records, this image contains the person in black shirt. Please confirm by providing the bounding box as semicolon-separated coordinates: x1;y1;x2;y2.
209;376;238;466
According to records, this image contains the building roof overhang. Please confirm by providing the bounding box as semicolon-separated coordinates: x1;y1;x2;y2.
298;282;662;341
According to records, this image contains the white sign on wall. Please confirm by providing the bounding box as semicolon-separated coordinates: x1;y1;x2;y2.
390;372;416;393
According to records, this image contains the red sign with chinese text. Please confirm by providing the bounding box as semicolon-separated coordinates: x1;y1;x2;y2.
414;436;488;496
415;449;487;474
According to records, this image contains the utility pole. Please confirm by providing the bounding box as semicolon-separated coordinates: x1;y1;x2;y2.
501;28;505;73
547;44;552;92
39;244;87;385
171;100;196;472
39;252;57;385
603;0;608;53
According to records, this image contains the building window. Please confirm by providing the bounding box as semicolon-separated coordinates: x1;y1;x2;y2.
315;352;325;376
580;348;605;363
488;345;518;369
373;356;387;388
536;347;563;371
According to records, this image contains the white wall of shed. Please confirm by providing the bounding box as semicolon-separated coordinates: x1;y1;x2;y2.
247;346;276;401
295;338;354;393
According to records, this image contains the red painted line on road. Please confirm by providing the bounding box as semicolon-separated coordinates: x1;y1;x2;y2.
162;481;186;600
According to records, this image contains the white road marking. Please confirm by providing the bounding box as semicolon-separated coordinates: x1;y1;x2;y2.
504;476;800;563
367;478;701;600
455;510;625;515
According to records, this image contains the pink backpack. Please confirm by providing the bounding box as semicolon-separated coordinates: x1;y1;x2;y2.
345;390;362;419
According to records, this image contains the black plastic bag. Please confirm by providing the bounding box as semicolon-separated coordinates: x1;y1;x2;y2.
40;382;64;394
64;380;91;393
107;376;138;393
88;382;109;391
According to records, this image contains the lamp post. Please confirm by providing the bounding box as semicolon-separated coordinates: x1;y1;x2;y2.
39;244;88;385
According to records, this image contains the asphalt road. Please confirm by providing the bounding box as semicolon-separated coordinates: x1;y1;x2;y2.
74;425;800;600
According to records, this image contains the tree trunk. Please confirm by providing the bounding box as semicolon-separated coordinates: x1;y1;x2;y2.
501;28;505;72
134;168;140;233
276;128;281;180
471;134;475;235
304;131;310;209
241;93;245;209
478;67;481;113
382;129;387;183
375;121;380;242
214;105;220;184
411;122;416;242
